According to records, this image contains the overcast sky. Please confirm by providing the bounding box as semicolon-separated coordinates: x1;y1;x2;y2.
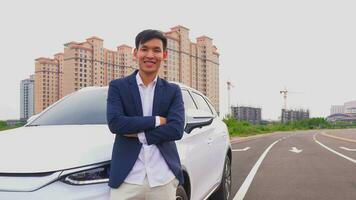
1;0;356;120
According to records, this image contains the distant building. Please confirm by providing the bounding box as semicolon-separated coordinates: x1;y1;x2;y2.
330;100;356;115
231;106;262;124
328;100;356;122
344;100;356;114
20;75;35;120
281;109;309;123
330;105;344;115
326;113;356;122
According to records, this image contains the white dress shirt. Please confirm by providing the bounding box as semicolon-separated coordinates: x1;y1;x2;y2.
123;73;175;187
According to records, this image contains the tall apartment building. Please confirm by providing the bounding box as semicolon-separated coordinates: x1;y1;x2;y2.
231;106;262;124
281;109;309;123
163;26;219;112
34;25;219;114
62;37;109;96
34;57;62;114
117;44;136;79
35;37;136;114
20;75;35;120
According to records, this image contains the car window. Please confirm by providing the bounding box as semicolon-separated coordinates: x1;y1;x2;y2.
190;92;213;114
182;90;197;110
29;89;107;125
205;98;218;117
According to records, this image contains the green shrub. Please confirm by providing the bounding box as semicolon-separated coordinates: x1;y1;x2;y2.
0;121;25;132
223;117;356;137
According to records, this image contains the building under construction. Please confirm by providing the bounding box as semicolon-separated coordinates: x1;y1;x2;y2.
231;106;262;124
281;109;309;123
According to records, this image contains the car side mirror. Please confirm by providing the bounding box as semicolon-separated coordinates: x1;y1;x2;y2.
184;109;214;134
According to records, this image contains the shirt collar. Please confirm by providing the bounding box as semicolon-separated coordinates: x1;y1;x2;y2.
136;72;158;87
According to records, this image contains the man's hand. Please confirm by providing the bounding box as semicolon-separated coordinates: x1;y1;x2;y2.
124;133;138;138
159;116;167;125
123;117;166;137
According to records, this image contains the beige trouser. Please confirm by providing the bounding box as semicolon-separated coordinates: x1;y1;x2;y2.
110;177;179;200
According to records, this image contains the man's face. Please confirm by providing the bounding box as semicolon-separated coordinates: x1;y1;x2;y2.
133;38;167;74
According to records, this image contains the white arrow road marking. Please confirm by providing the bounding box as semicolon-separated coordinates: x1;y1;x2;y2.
340;147;356;152
289;147;303;153
232;147;250;152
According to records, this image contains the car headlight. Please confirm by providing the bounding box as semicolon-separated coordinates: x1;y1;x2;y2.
61;165;110;185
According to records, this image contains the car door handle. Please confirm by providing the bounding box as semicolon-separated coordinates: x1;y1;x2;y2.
207;137;213;145
217;131;227;138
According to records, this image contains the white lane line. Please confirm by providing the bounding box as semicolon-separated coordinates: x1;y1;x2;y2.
232;147;250;152
313;133;356;164
340;147;356;152
233;138;283;200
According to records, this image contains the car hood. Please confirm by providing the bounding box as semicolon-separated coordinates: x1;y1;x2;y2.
0;125;114;173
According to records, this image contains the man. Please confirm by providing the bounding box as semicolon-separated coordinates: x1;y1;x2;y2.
106;29;185;200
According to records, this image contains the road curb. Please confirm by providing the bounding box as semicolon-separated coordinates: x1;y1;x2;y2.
230;131;281;144
229;129;318;144
321;131;356;143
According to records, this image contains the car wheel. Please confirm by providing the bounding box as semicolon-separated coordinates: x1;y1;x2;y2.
176;185;189;200
209;156;232;200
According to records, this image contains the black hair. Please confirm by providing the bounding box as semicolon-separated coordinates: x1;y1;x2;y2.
135;29;167;50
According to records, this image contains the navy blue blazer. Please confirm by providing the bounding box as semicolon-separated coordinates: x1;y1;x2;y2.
106;70;185;188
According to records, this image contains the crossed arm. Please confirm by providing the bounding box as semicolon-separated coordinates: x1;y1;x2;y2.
124;117;166;138
106;82;185;145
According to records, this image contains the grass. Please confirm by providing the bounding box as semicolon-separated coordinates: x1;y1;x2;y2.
223;117;356;137
0;121;25;132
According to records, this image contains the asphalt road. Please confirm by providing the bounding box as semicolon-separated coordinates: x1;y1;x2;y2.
229;129;356;200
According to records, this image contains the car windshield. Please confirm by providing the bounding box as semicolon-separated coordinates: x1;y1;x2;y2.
29;88;107;126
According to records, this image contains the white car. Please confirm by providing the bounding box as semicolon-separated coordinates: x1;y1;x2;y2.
0;84;232;200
